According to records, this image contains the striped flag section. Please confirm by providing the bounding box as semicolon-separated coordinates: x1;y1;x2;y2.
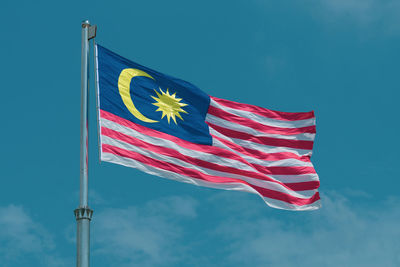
98;96;320;211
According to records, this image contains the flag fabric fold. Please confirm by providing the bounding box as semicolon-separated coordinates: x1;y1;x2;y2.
95;44;321;210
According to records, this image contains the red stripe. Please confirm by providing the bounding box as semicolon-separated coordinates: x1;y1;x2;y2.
208;105;316;135
252;185;320;206
211;134;311;162
102;127;319;190
211;96;315;121
284;181;320;191
208;122;314;150
102;144;320;206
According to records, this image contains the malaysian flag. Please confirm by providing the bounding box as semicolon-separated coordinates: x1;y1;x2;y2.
95;44;320;211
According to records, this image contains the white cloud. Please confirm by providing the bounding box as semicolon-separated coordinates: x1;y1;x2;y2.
0;205;71;267
212;191;400;267
92;196;198;267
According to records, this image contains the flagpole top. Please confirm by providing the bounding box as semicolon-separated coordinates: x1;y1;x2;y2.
82;20;90;28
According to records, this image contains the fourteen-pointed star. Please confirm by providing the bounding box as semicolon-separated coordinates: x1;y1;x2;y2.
151;88;188;124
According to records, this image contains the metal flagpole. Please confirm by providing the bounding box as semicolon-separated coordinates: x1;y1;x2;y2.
75;19;96;267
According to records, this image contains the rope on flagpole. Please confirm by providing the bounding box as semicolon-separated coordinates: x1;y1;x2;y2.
93;34;101;164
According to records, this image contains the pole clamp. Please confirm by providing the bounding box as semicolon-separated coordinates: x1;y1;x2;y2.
88;25;97;40
74;207;93;221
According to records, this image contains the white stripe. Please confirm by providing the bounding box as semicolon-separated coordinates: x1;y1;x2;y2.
209;127;312;156
211;138;313;167
269;174;320;183
263;197;321;211
210;98;316;128
206;114;315;141
102;135;316;198
101;152;321;211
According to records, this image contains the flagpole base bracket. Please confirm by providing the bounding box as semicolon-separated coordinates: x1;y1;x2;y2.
74;207;93;221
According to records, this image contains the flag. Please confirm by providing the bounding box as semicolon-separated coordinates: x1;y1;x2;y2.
95;44;321;210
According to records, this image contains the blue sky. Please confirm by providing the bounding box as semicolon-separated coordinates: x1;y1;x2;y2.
1;0;399;266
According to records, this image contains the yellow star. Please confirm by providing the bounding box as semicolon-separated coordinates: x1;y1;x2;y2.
151;88;188;124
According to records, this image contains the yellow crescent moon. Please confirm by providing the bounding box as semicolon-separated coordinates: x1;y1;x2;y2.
118;68;158;123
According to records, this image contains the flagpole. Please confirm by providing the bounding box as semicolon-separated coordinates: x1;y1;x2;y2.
75;19;94;267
